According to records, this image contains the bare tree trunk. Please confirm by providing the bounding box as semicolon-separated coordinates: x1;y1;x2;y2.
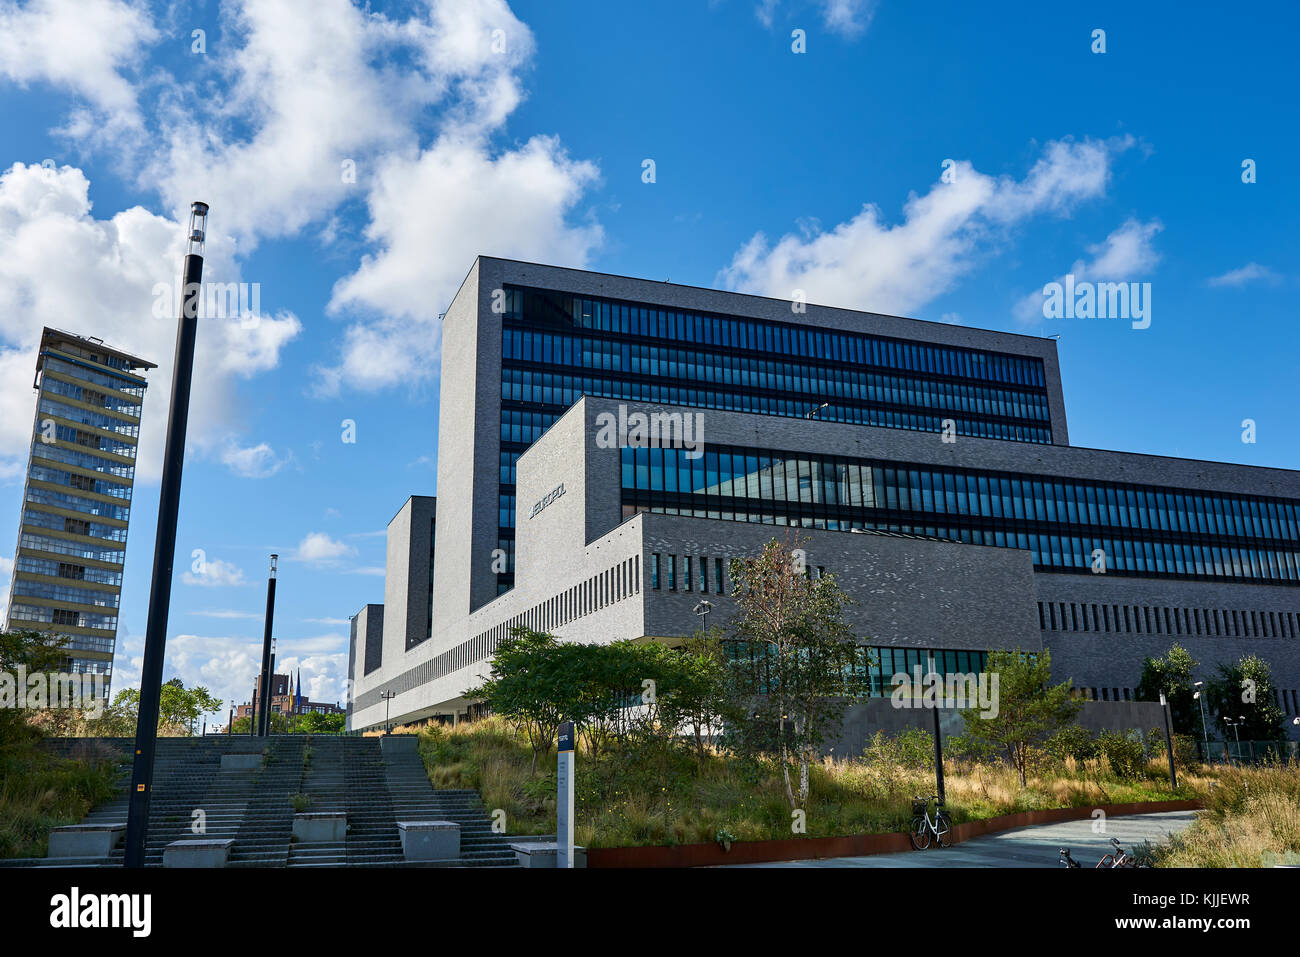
780;744;796;809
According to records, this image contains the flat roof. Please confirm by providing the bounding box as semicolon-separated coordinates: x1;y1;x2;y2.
39;327;158;371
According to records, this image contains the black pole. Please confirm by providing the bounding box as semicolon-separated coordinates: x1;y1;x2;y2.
227;708;231;735
248;693;256;736
1160;693;1178;790
123;201;208;869
256;555;278;736
932;700;945;805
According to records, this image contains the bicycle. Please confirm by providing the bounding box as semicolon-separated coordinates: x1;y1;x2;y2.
1059;847;1080;868
1096;837;1144;868
909;794;952;849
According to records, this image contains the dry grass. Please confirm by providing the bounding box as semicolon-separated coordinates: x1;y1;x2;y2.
413;716;1219;850
1153;763;1300;867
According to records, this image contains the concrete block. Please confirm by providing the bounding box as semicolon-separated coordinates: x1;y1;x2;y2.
220;752;263;771
163;839;234;868
47;823;125;858
509;841;587;868
396;821;459;861
293;812;347;843
380;734;418;757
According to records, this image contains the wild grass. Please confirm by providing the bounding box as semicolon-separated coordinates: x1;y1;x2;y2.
0;745;121;858
413;716;1216;849
1152;763;1300;867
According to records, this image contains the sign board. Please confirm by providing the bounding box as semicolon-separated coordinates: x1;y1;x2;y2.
557;720;574;868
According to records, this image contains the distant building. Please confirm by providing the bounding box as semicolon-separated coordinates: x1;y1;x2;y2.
4;328;155;696
235;672;343;720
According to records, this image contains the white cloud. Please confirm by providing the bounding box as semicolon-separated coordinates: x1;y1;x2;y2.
191;609;261;620
718;137;1132;316
0;162;302;481
0;555;12;595
220;440;293;479
1012;217;1163;323
1;0;602;407
1207;262;1281;288
319;134;601;394
0;0;158;130
345;566;386;577
304;616;351;626
293;531;356;565
820;0;878;37
182;558;248;587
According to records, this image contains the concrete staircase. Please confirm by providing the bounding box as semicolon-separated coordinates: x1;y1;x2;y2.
2;735;518;868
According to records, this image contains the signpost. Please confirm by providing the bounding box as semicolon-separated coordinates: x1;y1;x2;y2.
557;720;575;869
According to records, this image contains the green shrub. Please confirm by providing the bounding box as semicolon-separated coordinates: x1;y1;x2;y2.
1098;730;1145;779
1045;725;1099;763
864;729;934;770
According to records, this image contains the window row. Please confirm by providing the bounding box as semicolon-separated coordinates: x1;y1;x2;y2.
26;484;131;522
38;396;140;437
23;508;127;542
648;551;826;594
15;555;122;586
503;331;1051;424
503;286;1048;388
7;602;117;632
42;357;146;397
41;373;142;418
31;441;137;479
1040;601;1300;640
49;422;137;459
622;445;1300;542
11;577;119;609
724;642;990;697
28;463;132;500
20;531;125;565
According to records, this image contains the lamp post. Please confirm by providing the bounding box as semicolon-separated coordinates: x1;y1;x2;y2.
1193;682;1211;763
123;201;208;869
1158;692;1177;789
380;690;396;734
693;599;713;635
804;402;829;419
256;554;278;736
1225;716;1245;766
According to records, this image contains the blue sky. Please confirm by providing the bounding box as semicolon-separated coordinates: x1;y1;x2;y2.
0;0;1295;722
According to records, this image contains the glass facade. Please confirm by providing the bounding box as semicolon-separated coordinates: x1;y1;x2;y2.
5;334;152;693
620;444;1300;585
496;284;1054;592
725;642;990;697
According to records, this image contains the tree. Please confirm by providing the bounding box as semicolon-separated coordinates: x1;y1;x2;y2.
0;629;70;748
465;627;572;773
294;711;346;734
1204;655;1285;741
1135;643;1200;735
230;711;288;734
725;536;867;810
657;627;733;762
958;648;1081;786
111;678;223;736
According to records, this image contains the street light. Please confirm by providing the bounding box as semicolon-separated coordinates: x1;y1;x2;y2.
804;402;829;419
693;599;713;634
380;690;396;734
1193;681;1211;763
1224;715;1245;766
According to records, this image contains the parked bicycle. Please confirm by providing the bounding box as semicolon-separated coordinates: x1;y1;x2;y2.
1097;837;1145;868
909;794;952;849
1059;847;1080;868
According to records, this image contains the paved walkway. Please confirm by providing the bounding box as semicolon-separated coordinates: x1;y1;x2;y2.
726;810;1197;868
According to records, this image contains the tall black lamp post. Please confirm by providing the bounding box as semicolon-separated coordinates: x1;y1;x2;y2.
123;201;208;869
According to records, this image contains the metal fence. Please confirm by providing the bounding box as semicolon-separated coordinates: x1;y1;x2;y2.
1195;738;1299;765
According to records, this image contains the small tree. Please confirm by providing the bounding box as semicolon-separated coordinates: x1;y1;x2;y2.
0;629;69;749
958;648;1081;786
657;627;732;762
465;627;574;773
1205;654;1285;741
1135;643;1200;735
111;679;223;736
725;536;866;810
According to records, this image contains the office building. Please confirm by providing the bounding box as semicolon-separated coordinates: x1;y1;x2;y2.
4;328;155;695
347;258;1300;735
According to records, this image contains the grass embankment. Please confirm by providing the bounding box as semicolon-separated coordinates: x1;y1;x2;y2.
414;716;1211;850
1152;763;1300;867
0;743;121;858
